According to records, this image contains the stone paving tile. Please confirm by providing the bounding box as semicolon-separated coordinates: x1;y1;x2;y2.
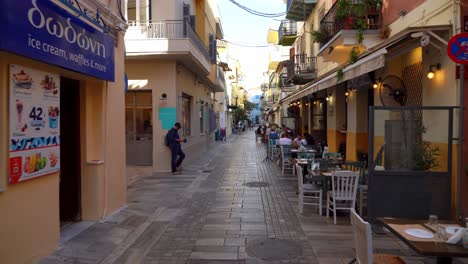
39;132;468;264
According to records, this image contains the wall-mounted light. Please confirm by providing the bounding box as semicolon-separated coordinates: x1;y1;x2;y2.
326;96;330;101
427;63;441;79
345;91;349;96
373;78;381;89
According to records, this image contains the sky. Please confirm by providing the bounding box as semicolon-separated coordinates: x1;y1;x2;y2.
216;0;286;95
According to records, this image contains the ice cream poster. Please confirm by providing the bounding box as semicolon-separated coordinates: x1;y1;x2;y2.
9;64;60;184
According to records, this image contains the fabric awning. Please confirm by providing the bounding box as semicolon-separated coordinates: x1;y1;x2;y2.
282;48;387;104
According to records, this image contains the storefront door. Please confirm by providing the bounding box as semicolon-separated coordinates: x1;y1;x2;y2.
59;77;81;223
125;91;153;166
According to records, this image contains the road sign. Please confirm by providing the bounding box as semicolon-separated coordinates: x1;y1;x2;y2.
447;33;468;64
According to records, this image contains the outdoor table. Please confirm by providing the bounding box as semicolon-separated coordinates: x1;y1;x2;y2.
379;218;468;264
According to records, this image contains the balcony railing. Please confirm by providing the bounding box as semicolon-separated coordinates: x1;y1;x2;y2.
319;0;382;47
127;20;211;62
278;20;297;46
287;53;317;81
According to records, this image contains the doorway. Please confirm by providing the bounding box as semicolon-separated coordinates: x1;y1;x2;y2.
59;77;81;224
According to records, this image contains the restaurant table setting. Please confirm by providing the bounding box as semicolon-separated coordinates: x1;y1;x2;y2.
379;216;468;264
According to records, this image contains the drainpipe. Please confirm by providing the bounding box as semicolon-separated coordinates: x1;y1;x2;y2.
102;81;109;218
453;0;463;221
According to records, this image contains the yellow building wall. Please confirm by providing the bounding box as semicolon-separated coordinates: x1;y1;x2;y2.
0;33;126;263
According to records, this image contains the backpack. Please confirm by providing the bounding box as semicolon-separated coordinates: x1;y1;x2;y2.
165;131;170;147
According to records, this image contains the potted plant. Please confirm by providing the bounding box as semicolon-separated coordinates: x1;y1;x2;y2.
311;30;326;43
335;0;353;29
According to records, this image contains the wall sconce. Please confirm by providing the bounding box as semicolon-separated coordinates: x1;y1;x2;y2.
313;101;317;105
345;91;349;96
427;63;441;79
160;93;167;101
373;78;381;89
326;95;330;101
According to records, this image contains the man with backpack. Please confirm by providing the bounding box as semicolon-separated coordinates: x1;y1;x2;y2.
165;122;187;175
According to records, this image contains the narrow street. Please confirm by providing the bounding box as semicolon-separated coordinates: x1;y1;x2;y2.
40;132;465;264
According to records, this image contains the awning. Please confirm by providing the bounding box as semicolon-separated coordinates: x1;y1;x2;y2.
280;25;452;105
282;48;387;104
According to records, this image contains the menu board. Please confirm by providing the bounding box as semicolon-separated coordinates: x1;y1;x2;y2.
9;64;60;184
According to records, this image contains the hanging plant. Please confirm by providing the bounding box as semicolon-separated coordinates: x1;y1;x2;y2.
311;30;326;43
348;47;360;64
337;67;344;82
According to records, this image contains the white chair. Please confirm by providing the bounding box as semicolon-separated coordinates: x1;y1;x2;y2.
280;145;294;175
326;170;359;225
296;165;322;215
350;209;405;264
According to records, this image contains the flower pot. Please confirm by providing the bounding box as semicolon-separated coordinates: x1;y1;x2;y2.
343;16;355;30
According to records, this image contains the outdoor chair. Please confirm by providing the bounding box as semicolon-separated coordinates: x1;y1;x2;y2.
269;139;280;160
296;165;322;215
327;170;359;225
349;209;405;264
298;152;315;160
280;145;294;175
324;152;342;160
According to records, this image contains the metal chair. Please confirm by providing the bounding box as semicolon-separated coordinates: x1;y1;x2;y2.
280;145;294;175
327;170;359;225
296;165;322;215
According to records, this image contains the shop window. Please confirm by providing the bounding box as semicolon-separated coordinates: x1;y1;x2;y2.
125;91;152;142
182;94;192;136
200;104;204;134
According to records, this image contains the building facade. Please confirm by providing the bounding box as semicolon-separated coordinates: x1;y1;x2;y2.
124;0;224;171
276;0;466;218
0;0;128;263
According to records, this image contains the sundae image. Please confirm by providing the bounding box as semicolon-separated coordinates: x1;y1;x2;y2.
12;70;33;88
48;106;60;129
41;75;57;93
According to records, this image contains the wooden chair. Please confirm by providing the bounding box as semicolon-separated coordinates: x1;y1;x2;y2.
327;171;359;225
350;209;405;264
296;165;322;215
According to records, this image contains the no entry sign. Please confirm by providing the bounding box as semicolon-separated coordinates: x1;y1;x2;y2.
447;33;468;64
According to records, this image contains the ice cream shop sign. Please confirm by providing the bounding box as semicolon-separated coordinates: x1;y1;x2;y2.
0;0;115;81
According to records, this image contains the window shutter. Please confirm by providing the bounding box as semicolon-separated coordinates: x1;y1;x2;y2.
209;34;216;64
190;15;196;30
183;3;190;21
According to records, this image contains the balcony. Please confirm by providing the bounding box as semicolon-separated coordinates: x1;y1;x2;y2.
317;0;382;64
287;53;317;85
286;0;317;21
125;20;212;75
278;20;297;46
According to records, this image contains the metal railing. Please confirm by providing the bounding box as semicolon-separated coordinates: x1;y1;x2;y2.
127;20;211;62
279;20;297;40
319;0;382;47
287;53;317;80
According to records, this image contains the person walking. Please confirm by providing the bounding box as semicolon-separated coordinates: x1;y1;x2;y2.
166;122;186;175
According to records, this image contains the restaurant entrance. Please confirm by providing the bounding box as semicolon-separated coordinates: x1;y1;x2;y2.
59;77;81;223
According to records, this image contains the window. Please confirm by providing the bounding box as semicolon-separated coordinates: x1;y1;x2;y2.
200;104;204;134
182;94;192;136
125;91;152;142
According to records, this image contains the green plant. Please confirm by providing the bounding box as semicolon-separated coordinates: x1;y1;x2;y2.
353;17;367;31
336;0;351;20
311;30;326;43
364;0;382;11
337;67;344;82
357;30;364;44
409;142;440;171
348;47;360;64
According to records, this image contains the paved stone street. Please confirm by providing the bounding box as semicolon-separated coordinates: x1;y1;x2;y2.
40;132;467;264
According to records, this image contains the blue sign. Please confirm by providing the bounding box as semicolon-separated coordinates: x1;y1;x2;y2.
0;0;115;81
447;33;468;65
159;108;177;130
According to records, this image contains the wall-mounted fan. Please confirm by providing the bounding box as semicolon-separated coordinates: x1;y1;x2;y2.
379;75;407;106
